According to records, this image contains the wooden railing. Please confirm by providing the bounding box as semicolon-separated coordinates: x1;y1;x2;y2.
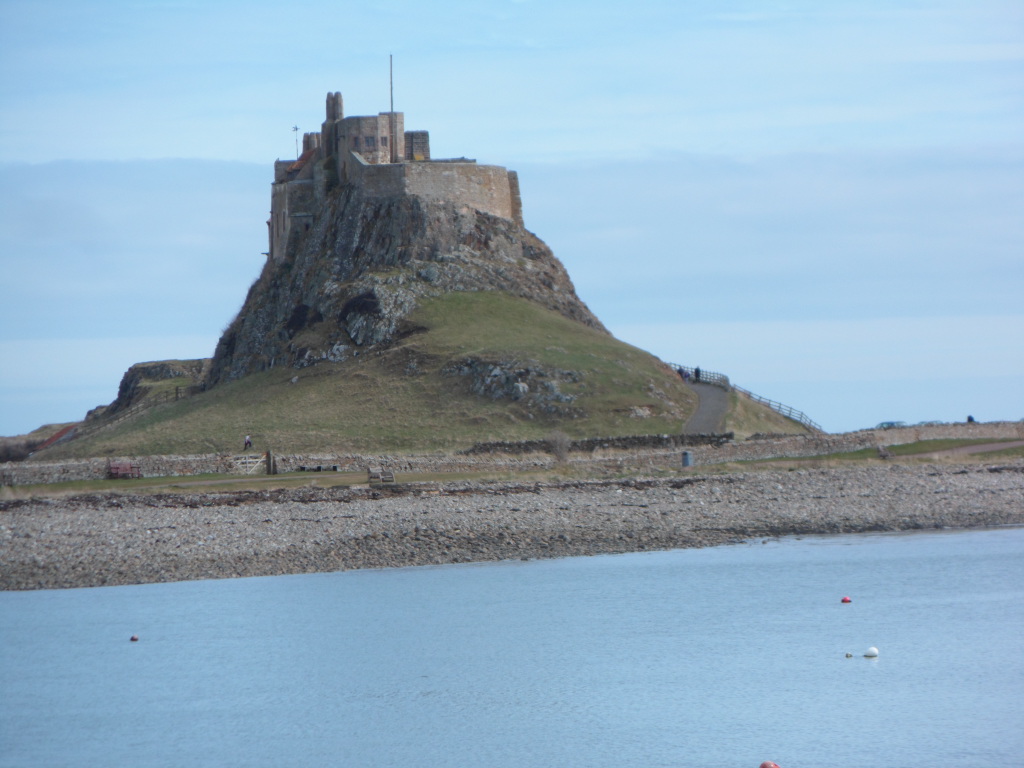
667;362;824;434
671;365;731;389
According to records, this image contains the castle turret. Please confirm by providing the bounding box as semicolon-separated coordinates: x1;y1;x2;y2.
326;92;343;121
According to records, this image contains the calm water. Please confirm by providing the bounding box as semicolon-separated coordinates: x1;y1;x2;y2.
2;527;1022;768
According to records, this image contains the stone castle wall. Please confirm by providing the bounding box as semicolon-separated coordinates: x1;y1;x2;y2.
270;178;317;263
349;155;519;222
402;162;516;220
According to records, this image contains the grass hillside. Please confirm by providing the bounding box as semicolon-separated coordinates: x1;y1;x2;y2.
37;292;805;458
723;389;811;437
37;293;692;457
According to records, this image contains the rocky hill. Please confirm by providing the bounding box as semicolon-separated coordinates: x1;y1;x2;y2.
207;185;604;386
22;91;811;457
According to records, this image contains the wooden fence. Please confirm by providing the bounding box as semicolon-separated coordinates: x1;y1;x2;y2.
56;386;202;446
232;454;267;474
671;365;731;389
731;384;824;433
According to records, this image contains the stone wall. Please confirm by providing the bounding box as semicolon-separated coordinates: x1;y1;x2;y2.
868;421;1024;444
507;170;524;227
405;130;430;161
403;162;514;220
4;422;1019;487
461;433;734;456
270;177;316;263
351;157;516;221
1;454;237;486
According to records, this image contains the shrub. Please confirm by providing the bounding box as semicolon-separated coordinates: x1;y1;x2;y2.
546;430;572;462
0;438;42;463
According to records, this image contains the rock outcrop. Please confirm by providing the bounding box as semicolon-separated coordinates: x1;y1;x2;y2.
207;185;605;387
101;359;208;417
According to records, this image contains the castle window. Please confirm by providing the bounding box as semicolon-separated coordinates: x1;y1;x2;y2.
365;136;377;149
381;136;388;147
351;136;360;148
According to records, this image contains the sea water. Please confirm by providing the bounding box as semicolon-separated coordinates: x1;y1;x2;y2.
2;527;1022;768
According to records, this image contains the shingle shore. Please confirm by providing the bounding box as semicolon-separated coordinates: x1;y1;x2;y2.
2;463;1022;590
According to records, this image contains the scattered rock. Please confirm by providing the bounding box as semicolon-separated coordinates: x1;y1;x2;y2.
1;463;1021;591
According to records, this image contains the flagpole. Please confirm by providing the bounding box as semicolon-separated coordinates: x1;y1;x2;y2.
389;54;397;163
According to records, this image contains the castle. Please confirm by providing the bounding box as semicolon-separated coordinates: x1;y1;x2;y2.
268;92;524;264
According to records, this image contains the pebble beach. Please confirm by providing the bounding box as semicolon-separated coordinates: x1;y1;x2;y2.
2;462;1022;591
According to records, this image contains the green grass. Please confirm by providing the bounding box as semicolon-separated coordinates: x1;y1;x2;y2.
40;291;801;459
969;443;1024;459
794;438;1021;462
0;467;560;499
722;389;810;438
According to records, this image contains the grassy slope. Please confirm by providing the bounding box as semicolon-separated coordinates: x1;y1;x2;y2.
722;389;810;438
41;292;735;457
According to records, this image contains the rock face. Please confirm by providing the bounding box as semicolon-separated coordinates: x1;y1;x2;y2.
101;359;208;416
208;185;604;386
206;94;605;388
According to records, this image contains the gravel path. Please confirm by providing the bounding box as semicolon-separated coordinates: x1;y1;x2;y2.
2;462;1022;590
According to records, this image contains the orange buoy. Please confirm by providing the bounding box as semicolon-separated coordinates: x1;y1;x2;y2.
759;762;781;768
841;596;852;603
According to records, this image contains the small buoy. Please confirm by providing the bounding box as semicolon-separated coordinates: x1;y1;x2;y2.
864;646;878;658
130;635;139;642
759;762;782;768
845;652;853;658
841;596;852;603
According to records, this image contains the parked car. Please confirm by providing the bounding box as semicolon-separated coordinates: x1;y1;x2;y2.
875;421;906;429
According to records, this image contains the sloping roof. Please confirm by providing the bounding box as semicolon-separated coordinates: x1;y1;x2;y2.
287;148;317;174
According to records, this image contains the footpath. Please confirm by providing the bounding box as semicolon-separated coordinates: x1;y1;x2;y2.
683;382;728;433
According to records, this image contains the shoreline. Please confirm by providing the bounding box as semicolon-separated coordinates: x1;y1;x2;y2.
2;462;1022;591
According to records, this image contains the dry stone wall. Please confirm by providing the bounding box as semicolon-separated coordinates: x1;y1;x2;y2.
1;454;237;486
4;422;1020;487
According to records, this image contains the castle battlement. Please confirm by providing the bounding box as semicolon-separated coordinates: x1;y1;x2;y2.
268;91;523;263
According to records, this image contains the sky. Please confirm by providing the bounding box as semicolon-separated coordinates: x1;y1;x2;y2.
1;0;1021;436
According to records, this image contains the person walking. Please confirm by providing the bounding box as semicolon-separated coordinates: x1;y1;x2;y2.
244;434;253;450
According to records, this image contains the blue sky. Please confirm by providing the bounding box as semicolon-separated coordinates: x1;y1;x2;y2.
1;0;1021;435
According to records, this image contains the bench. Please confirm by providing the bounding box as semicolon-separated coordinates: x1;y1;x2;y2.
367;467;395;484
107;460;142;479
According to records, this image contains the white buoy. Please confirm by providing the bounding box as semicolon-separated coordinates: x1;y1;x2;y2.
864;646;879;658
